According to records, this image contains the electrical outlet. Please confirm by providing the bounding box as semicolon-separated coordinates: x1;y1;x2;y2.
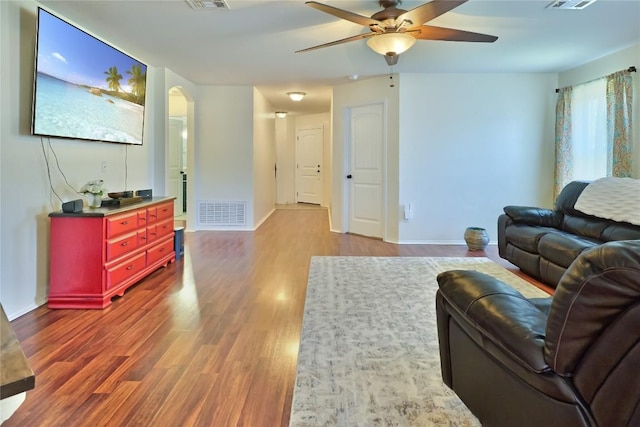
101;160;107;173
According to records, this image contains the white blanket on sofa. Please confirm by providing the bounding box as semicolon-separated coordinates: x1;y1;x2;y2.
574;177;640;226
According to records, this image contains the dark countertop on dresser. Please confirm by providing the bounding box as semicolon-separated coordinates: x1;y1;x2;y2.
49;196;176;218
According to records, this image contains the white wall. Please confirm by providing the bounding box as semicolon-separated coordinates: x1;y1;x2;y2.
396;73;557;244
275;116;295;204
253;88;276;227
331;76;400;241
169;92;188;117
558;43;640;179
194;86;255;230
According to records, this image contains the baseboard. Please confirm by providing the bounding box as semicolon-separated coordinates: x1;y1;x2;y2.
6;299;46;321
254;207;276;230
389;240;499;246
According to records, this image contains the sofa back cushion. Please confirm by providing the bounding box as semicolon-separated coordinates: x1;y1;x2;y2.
561;215;611;240
601;222;640;241
562;213;640;241
555;181;590;215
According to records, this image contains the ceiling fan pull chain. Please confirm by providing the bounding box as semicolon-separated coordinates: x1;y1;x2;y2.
389;66;395;88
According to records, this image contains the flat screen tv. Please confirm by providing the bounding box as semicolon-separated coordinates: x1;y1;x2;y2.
32;8;147;145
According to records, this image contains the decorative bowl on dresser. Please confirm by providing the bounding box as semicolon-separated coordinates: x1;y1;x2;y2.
48;197;176;309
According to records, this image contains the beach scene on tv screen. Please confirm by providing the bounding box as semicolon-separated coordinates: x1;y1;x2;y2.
33;9;146;145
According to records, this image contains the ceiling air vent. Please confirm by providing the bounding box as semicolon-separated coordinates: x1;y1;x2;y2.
186;0;230;10
546;0;597;9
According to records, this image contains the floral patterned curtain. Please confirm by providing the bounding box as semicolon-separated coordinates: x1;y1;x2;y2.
606;71;633;177
554;68;634;200
554;87;572;200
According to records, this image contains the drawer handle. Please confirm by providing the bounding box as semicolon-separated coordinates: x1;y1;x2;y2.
140;236;146;240
159;248;165;252
121;221;128;225
140;218;146;222
126;265;133;270
150;232;157;236
121;242;128;247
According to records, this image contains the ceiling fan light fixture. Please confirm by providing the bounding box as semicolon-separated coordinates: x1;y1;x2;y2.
366;32;416;56
275;112;287;119
287;92;306;102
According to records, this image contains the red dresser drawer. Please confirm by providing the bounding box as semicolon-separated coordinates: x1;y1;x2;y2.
137;229;148;247
156;203;173;220
156;218;174;239
106;232;138;261
106;212;139;238
137;210;148;226
147;238;174;266
147;207;158;223
146;224;157;243
105;252;146;291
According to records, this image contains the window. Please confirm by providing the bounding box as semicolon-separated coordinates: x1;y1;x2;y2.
570;78;607;181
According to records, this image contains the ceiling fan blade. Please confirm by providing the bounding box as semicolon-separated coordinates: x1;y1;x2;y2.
412;25;498;42
397;0;468;28
305;1;382;27
296;32;376;53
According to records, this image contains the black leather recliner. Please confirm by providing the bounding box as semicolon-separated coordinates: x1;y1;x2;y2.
435;240;640;427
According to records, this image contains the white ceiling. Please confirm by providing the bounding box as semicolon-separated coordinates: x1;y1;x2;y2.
39;0;640;115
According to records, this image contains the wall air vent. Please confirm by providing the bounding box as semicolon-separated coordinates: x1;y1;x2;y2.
546;0;596;9
185;0;230;10
198;201;246;226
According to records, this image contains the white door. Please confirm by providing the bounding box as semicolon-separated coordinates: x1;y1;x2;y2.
296;127;323;204
168;118;184;216
347;103;384;238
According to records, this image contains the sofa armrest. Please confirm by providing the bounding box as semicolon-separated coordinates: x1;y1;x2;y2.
437;270;551;374
503;206;563;228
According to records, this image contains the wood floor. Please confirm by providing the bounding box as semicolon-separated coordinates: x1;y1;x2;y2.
6;207;550;427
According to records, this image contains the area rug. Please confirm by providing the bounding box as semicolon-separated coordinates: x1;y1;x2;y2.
289;257;548;426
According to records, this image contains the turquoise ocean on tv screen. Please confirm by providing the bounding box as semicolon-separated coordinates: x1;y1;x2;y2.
34;73;144;144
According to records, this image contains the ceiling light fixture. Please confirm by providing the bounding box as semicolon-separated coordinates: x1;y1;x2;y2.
275;112;287;119
287;92;306;102
366;33;416;65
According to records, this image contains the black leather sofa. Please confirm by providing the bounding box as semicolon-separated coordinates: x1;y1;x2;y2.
498;180;640;287
436;240;640;427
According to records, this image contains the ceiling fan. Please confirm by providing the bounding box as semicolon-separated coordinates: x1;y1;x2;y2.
296;0;498;65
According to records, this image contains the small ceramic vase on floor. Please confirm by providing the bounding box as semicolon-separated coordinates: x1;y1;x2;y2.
464;227;489;251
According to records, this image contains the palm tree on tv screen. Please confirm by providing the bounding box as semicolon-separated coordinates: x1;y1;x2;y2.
104;66;123;93
126;64;146;105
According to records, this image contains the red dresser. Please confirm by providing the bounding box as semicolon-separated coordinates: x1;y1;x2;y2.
48;197;176;309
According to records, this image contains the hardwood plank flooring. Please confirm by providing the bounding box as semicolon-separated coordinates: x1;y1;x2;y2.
6;207;551;426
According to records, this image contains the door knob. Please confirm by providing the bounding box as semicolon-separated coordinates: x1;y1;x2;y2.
346;174;352;179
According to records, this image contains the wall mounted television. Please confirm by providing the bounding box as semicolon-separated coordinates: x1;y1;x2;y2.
32;7;147;145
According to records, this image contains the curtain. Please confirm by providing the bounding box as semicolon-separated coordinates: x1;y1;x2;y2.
606;71;633;177
553;68;634;200
554;87;572;200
